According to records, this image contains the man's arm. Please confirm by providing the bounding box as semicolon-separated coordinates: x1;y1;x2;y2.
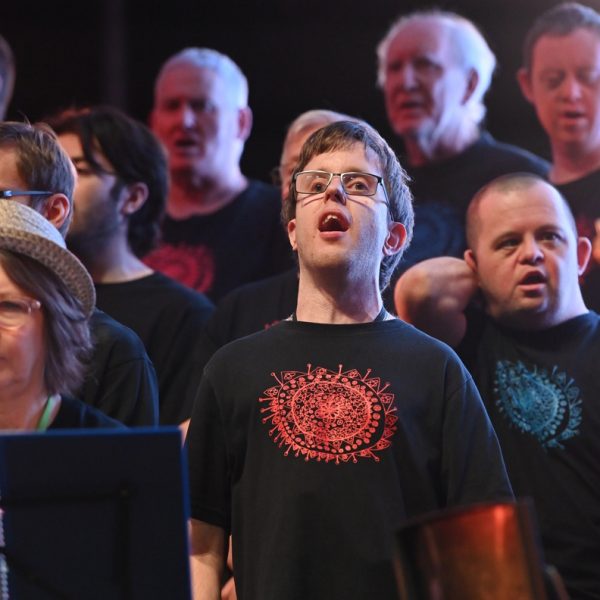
394;257;479;347
190;518;227;600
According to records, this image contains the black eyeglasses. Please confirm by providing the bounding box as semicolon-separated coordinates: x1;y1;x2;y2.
0;190;54;199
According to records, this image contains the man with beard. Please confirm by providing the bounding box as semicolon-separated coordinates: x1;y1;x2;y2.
50;106;214;425
145;47;293;302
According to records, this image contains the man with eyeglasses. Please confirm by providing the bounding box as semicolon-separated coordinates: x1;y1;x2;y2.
0;120;159;427
145;47;293;303
186;120;512;600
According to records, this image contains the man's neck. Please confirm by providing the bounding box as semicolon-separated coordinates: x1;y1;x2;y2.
72;236;153;284
167;170;248;219
403;121;479;167
294;270;385;324
549;141;600;184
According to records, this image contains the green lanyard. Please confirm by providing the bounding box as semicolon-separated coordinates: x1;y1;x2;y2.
36;394;60;432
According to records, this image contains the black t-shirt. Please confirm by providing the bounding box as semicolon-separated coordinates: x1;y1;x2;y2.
555;170;600;312
49;395;126;429
95;272;214;424
397;132;550;272
193;268;298;377
458;310;600;600
77;309;159;427
187;318;512;600
143;180;294;302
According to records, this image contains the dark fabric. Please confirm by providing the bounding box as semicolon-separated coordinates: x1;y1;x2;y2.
76;309;159;427
391;132;549;283
192;268;298;378
49;395;126;429
458;310;600;600
142;180;294;303
555;171;600;312
95;272;214;424
187;319;513;600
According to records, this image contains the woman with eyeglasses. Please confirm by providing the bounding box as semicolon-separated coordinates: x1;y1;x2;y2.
0;200;123;431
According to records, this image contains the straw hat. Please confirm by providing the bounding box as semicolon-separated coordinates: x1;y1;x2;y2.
0;200;95;317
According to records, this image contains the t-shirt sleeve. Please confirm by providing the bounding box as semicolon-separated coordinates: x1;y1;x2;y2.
186;372;231;532
440;360;514;505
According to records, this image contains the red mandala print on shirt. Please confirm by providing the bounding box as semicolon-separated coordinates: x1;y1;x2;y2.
143;243;215;292
259;364;397;464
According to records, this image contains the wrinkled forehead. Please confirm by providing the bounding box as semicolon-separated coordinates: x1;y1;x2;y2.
478;182;576;236
387;18;457;61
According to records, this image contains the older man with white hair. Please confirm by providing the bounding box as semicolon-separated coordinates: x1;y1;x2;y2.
145;47;293;302
377;10;550;282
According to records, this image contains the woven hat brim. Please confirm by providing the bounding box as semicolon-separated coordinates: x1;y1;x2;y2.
0;227;96;317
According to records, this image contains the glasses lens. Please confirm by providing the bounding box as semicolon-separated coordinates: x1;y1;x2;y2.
0;299;34;328
295;171;331;194
341;173;378;196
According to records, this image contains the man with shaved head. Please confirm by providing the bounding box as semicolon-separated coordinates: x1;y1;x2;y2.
395;173;600;599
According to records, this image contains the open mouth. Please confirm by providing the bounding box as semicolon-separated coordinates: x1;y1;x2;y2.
520;272;546;285
562;110;585;119
173;137;201;151
318;213;350;233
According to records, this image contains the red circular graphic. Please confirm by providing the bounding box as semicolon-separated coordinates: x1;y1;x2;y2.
143;243;215;292
260;364;397;464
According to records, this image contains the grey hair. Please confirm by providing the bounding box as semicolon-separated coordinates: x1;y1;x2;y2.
376;10;496;126
154;47;248;107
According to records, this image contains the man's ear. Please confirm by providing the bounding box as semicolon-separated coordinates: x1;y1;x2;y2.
464;248;478;273
287;218;298;251
577;236;593;276
44;193;71;232
462;68;479;104
238;107;253;142
517;68;534;104
383;222;407;256
120;182;149;216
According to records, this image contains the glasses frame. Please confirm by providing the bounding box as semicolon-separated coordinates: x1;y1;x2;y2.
0;297;43;329
0;190;54;200
293;170;391;208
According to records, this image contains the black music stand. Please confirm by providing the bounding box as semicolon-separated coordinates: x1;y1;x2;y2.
0;428;191;600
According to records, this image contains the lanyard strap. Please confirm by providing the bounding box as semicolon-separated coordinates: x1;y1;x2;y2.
291;306;388;322
36;394;60;432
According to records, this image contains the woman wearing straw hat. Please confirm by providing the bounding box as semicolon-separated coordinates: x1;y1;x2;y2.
0;200;123;430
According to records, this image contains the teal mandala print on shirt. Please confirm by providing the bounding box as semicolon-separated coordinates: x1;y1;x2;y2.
494;360;582;450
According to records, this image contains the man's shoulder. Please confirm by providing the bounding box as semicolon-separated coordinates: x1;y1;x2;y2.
474;132;550;176
89;308;150;358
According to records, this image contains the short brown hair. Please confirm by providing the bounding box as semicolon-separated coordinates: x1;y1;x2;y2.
0;121;75;236
466;173;577;249
0;249;92;396
283;120;414;291
522;2;600;71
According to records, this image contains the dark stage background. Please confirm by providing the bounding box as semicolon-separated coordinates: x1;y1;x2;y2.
5;0;600;181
